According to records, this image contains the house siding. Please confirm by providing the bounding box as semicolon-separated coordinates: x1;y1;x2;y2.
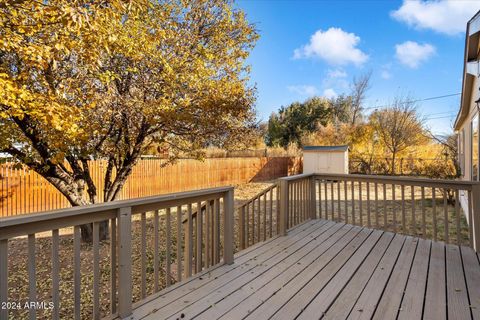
458;75;479;182
455;11;480;221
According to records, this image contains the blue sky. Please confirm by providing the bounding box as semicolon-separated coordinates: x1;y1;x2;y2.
236;0;480;135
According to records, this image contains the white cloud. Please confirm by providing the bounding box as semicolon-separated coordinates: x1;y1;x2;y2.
391;0;480;35
380;70;392;79
287;85;319;97
323;88;337;99
327;69;347;78
395;41;436;68
293;27;368;66
380;64;392;79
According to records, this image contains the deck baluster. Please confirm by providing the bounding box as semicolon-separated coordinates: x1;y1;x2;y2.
455;190;460;245
351;181;356;225
421;187;426;238
443;190;448;243
110;218;117;313
52;229;60;320
176;206;183;282
366;182;371;228
432;188;437;241
401;185;406;233
0;240;8;320
344;180;348;224
166;208;172;285
392;184;396;233
411;186;416;236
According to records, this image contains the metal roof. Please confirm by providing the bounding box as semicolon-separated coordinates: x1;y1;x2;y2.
303;145;349;152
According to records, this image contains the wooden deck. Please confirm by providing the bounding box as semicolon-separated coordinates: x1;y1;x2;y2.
130;219;480;320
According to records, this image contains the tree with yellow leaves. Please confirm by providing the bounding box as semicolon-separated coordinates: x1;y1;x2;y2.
369;96;428;174
0;0;258;241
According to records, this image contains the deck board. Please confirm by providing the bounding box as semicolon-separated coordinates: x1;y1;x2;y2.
424;241;447;320
322;233;400;320
165;221;338;320
371;236;418;320
446;244;471;320
147;220;329;319
397;238;431;320
247;227;370;320
129;219;480;320
346;234;405;320
195;222;346;320
217;224;356;320
462;247;480;319
132;219;322;318
296;231;390;320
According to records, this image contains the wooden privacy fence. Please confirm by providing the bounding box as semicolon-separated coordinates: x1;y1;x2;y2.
0;156;302;217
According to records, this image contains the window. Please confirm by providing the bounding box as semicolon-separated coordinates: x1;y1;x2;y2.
472;113;479;181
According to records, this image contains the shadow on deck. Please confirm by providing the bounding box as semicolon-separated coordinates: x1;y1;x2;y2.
129;219;480;320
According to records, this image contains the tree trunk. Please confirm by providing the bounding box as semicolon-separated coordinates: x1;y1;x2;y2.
42;176;109;243
391;153;396;175
80;221;109;243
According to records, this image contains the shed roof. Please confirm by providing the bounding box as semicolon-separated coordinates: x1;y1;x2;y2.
303;145;349;152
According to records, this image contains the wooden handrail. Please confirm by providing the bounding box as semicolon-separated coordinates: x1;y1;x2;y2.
237;183;280;249
182;199;215;224
297;173;480;251
279;173;314;181
0;187;230;240
239;183;277;207
0;186;235;319
313;173;479;189
277;175;313;233
3;172;480;319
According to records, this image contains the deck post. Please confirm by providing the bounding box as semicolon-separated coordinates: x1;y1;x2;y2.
117;207;133;319
279;179;289;236
471;184;480;252
239;206;246;250
310;176;317;219
223;188;235;265
0;240;7;320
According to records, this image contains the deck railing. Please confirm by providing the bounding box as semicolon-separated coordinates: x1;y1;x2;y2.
0;186;234;319
236;174;316;250
2;173;480;319
237;174;314;250
237;173;480;250
237;184;279;249
275;173;480;250
313;173;480;248
279;174;315;231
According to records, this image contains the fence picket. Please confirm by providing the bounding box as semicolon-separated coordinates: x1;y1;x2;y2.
0;157;302;216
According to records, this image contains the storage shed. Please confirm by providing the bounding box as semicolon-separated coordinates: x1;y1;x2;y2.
302;145;349;174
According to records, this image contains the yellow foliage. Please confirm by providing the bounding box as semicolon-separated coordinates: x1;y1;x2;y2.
0;0;258;205
0;0;257;154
